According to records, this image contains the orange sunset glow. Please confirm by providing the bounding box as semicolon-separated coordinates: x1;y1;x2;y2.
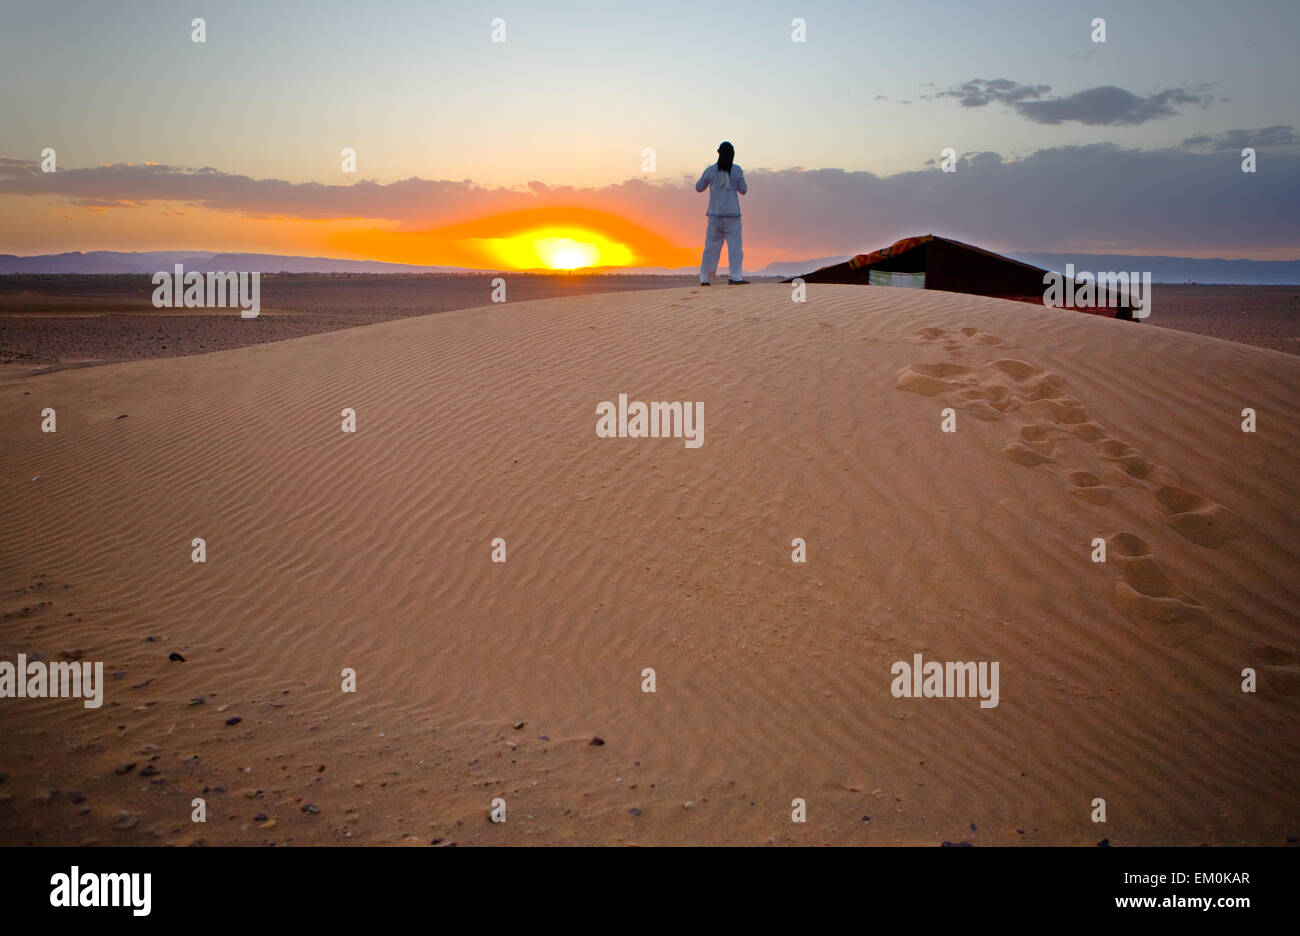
327;206;699;271
0;196;713;271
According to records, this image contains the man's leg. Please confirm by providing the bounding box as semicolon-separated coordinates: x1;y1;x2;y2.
725;217;744;281
700;219;724;284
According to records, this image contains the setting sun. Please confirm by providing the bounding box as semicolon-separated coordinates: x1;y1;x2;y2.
536;237;601;270
485;227;635;270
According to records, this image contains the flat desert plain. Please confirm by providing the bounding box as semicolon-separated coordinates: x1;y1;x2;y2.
2;276;1297;369
1;283;1297;845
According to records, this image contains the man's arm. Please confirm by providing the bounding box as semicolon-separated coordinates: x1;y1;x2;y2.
695;165;715;192
735;168;747;195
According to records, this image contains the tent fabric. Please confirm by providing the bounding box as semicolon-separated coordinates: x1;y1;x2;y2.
787;234;1134;318
849;235;935;270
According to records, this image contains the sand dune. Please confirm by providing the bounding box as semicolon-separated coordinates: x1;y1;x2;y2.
1;284;1297;845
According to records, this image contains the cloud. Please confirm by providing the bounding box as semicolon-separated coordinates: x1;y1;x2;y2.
1182;125;1300;152
937;79;1216;126
937;78;1051;108
0;159;538;223
67;198;147;209
1014;85;1214;126
2;133;1297;259
745;143;1298;256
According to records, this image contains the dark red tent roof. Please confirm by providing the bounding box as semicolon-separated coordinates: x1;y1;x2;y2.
786;235;1134;318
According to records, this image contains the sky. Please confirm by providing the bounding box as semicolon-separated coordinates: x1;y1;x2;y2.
1;0;1298;268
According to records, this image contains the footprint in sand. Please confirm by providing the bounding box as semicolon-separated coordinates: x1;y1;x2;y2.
909;327;1008;361
896;354;1131;509
956;381;1021;422
1106;533;1211;645
959;326;1007;346
1093;445;1239;548
896;332;1235;640
1065;470;1111;505
985;358;1042;382
893;361;977;397
1151;485;1243;549
1094;439;1169;487
909;325;1005;351
1066;420;1108;442
898;329;1242;557
1001;436;1056;466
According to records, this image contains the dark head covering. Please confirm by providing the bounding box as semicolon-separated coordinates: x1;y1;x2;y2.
717;141;735;174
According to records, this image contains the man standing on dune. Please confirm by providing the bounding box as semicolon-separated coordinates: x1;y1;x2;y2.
696;141;749;285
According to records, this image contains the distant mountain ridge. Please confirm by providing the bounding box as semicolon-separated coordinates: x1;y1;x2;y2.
772;252;1300;284
1009;253;1300;285
0;251;471;275
757;257;853;277
2;250;1296;284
